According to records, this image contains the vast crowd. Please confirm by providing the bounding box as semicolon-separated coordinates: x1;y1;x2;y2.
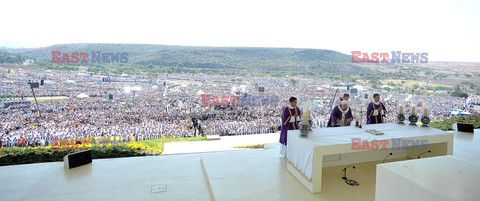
0;66;477;148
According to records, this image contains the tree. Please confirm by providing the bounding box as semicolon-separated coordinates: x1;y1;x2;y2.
290;78;298;86
369;79;381;89
462;81;475;90
451;84;468;98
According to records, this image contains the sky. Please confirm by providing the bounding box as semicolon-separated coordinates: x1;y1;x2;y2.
1;0;479;62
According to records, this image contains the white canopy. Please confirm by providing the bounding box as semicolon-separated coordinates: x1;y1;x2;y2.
196;90;205;95
76;93;89;98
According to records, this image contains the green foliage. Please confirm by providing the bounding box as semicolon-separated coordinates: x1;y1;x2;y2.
0;53;24;63
290;78;298;86
430;115;480;131
0;147;146;166
0;137;206;166
451;85;468;98
387;81;396;86
10;43;376;77
434;86;452;91
0;94;13;99
5;43;478;82
462;81;475;90
368;78;381;89
433;73;448;79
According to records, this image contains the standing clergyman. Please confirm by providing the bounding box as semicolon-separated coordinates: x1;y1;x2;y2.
366;93;387;124
279;97;302;156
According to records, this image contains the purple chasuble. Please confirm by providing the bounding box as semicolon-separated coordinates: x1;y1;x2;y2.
366;102;387;124
279;106;302;145
327;106;353;127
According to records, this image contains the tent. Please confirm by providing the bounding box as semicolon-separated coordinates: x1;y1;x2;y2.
76;93;89;98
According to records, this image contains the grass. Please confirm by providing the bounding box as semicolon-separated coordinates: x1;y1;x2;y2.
133;136;207;154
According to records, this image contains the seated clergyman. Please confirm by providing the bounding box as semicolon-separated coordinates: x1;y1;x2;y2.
327;100;353;127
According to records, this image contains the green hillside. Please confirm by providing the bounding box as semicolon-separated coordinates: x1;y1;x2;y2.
3;43;372;78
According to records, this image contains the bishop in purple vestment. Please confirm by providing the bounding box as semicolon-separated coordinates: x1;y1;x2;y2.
328;100;353;127
366;93;387;124
279;97;302;146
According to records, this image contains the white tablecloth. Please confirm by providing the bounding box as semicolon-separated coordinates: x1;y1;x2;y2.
286;123;450;180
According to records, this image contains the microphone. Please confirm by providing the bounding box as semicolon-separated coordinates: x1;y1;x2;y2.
342;166;356;180
382;153;393;163
342;166;360;186
417;150;431;159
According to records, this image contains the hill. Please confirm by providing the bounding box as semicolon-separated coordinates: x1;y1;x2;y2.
2;44;480;87
1;43;372;78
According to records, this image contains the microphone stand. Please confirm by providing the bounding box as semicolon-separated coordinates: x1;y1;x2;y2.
382;153;393;163
417;150;431;159
342;166;355;180
341;166;360;186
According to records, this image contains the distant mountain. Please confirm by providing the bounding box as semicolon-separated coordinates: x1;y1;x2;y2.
3;44;479;87
1;43;373;76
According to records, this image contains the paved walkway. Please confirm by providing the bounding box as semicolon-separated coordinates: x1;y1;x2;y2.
162;133;281;154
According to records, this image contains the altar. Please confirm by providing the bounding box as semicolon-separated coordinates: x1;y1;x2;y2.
286;123;454;193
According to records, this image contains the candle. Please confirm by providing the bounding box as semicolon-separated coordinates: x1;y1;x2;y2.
399;105;404;114
302;108;308;125
411;106;416;115
424;108;429;116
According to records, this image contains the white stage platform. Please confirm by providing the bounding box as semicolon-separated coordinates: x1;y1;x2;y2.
0;149;384;201
376;156;480;201
286;123;453;193
0;128;478;201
